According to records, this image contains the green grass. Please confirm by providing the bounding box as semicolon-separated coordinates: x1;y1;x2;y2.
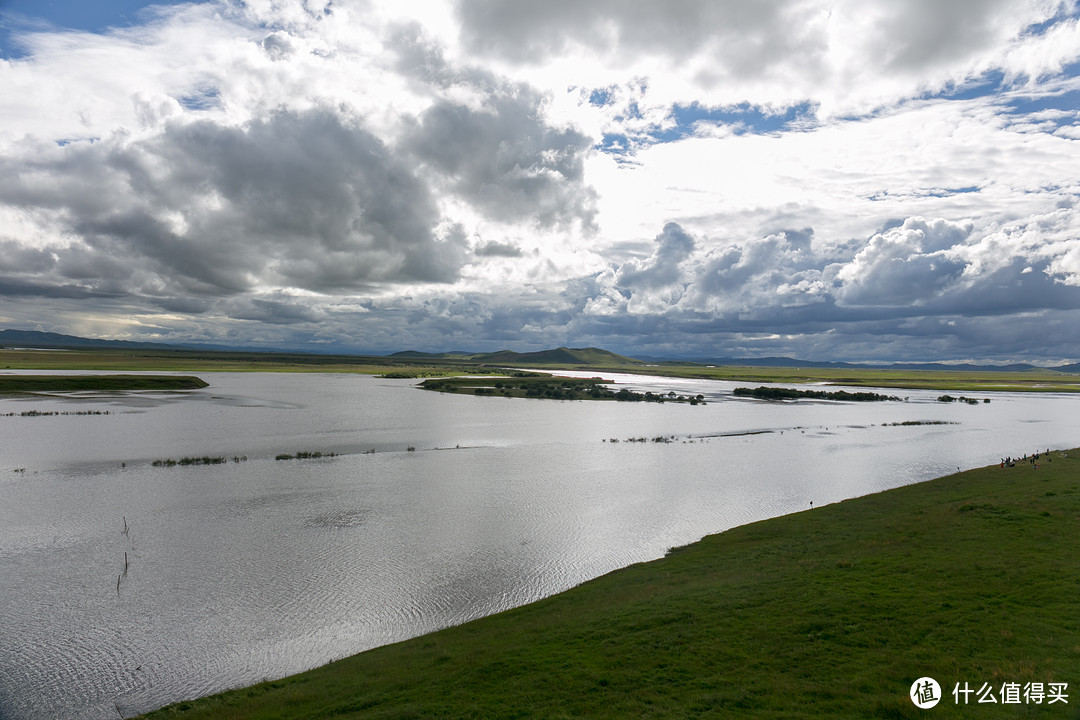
420;375;707;403
732;386;902;401
139;449;1080;719
0;374;208;392
4;347;1079;392
629;364;1080;393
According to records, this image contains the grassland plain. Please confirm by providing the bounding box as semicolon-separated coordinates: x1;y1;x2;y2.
138;449;1080;719
3;347;1080;392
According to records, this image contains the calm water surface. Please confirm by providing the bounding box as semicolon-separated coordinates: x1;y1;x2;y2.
1;372;1078;719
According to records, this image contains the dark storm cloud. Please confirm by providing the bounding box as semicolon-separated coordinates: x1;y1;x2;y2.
390;21;457;87
456;0;798;71
391;23;597;231
150;295;212;314
869;0;1024;71
225;295;327;324
0;108;466;303
404;93;597;231
474;241;523;258
456;0;1046;86
0;278;107;300
0;240;56;274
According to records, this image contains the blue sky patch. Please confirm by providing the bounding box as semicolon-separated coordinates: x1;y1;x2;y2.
179;86;222;111
595;100;819;159
657;101;818;142
0;0;206;58
866;186;982;202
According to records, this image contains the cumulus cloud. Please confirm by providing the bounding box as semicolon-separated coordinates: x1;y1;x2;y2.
835;218;973;306
1;0;1079;362
456;0;1080;116
405;93;597;230
568;213;1080;359
0;108;466;303
615;222;695;289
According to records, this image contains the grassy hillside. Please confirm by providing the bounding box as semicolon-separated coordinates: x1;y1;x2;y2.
140;448;1080;719
390;346;640;366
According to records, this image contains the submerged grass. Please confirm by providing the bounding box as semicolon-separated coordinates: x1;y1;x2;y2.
151;456;229;467
139;448;1080;719
275;451;339;461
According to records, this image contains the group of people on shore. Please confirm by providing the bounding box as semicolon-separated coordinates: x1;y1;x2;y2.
1001;449;1053;469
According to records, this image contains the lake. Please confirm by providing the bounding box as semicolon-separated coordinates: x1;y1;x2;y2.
1;371;1077;719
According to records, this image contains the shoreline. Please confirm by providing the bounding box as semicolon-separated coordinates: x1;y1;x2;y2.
139;446;1080;718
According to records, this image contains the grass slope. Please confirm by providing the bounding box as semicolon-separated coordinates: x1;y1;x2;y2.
390;347;639;366
0;375;208;392
141;450;1080;719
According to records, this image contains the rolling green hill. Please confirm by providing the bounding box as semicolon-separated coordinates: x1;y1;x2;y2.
390;346;640;367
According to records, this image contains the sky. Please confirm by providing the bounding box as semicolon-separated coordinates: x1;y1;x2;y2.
1;1;1079;363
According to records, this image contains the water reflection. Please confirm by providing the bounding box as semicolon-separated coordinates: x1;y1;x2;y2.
0;372;1077;719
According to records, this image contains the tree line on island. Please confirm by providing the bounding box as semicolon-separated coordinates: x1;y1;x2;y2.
734;387;990;403
733;386;902;402
421;378;991;405
420;375;707;404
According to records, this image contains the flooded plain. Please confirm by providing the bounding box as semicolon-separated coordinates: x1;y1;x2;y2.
1;371;1078;719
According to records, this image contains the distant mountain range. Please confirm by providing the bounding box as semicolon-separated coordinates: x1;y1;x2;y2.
389;347;638;366
0;329;188;350
673;355;1080;373
3;329;1078;373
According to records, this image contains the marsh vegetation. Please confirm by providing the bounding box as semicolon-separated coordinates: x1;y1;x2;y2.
421;375;706;403
733;386;902;401
884;420;957;426
1;409;110;416
275;451;339;461
937;394;989;404
151;456;233;467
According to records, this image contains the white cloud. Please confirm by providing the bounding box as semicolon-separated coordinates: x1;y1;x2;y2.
454;0;1080;117
0;0;1078;361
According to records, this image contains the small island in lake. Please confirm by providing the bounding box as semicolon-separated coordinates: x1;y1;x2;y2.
420;375;706;404
733;386;902;402
0;375;209;393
